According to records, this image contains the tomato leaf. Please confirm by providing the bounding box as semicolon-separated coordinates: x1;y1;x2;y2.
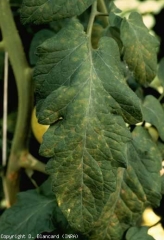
29;29;54;66
0;179;56;237
20;0;95;24
105;26;123;52
108;2;122;28
142;95;164;141
89;127;161;240
33;18;142;232
120;12;159;86
125;227;155;240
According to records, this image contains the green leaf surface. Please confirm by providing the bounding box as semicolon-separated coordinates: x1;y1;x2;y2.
108;1;122;14
20;0;95;24
105;26;123;52
10;0;22;6
158;57;164;88
108;2;122;29
0;180;55;238
125;226;155;240
34;18;142;232
120;12;159;85
157;141;164;159
89;127;161;240
142;95;164;141
29;29;54;65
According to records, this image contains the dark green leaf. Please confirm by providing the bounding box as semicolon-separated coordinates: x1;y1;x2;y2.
34;18;142;232
158;57;164;88
108;1;122;14
105;3;123;54
0;181;55;237
105;26;123;52
39;176;55;197
120;12;159;85
157;141;164;159
89;127;161;240
108;2;122;29
142;95;164;141
29;29;54;65
49;19;70;34
10;0;22;6
127;127;161;206
125;226;155;240
20;0;95;24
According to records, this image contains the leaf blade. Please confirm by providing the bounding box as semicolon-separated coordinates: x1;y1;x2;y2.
120;12;159;85
89;127;162;240
0;188;55;237
34;19;142;232
21;0;95;24
125;227;155;240
142;95;164;141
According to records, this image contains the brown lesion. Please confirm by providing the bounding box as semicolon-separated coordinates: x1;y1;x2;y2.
4;151;47;206
7;172;19;181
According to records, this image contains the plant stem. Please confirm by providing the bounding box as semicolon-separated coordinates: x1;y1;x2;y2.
87;0;109;47
0;0;33;205
97;0;109;27
97;12;109;17
19;152;47;174
87;0;98;42
2;52;8;168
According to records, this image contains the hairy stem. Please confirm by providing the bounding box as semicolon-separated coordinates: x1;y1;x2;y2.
0;0;33;205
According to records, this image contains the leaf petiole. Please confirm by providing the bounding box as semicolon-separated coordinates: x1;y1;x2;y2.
86;1;98;42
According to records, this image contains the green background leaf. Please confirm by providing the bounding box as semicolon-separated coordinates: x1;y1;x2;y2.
0;180;55;237
33;18;142;232
29;29;54;66
89;127;161;240
105;26;123;52
158;57;164;88
125;226;155;240
108;2;122;28
21;0;95;24
120;12;159;85
142;95;164;141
